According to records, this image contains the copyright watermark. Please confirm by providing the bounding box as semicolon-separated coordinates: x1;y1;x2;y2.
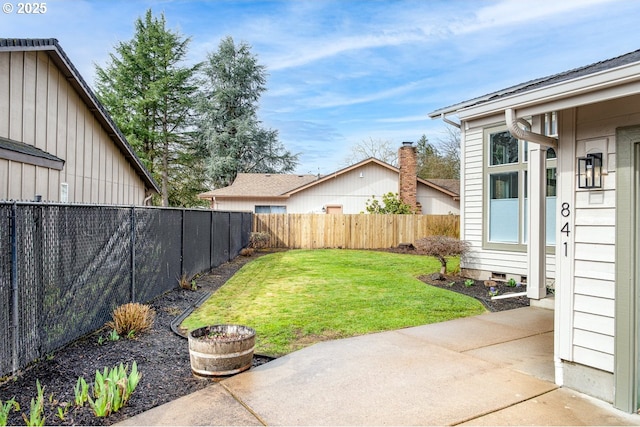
3;2;47;14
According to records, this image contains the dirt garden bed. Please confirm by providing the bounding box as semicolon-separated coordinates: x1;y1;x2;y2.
0;249;531;426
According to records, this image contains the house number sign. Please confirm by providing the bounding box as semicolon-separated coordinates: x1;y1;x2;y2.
560;202;570;257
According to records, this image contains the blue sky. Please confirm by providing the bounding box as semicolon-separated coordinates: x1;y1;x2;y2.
2;0;640;175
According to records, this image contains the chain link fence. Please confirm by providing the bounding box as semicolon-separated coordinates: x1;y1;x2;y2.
0;202;252;377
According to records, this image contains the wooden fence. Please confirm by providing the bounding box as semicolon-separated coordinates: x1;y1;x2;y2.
253;214;460;249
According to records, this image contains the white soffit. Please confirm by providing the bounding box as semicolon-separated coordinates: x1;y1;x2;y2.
457;62;640;121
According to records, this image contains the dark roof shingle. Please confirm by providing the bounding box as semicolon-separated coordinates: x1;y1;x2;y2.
430;48;640;116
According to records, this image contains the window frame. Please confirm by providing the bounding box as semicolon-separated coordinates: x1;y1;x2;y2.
254;205;287;214
482;124;556;253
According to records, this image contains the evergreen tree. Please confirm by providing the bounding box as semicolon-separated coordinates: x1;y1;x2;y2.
95;9;206;206
197;36;298;188
416;134;459;180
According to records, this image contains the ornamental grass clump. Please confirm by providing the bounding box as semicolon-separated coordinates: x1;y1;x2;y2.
106;303;155;338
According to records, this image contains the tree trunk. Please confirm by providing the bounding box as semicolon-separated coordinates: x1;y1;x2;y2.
162;135;169;207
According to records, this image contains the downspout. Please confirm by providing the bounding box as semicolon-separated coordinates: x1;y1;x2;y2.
440;113;461;129
505;108;557;148
506;108;563;385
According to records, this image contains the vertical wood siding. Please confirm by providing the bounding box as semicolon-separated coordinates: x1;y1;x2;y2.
0;51;146;204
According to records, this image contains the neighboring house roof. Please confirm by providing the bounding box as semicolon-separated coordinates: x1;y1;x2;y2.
429;48;640;118
199;173;318;199
425;179;459;198
198;157;459;200
0;38;160;193
0;136;64;170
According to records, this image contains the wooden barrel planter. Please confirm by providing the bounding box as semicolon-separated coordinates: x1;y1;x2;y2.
188;324;256;377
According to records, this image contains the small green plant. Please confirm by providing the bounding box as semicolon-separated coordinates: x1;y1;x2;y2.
488;287;499;297
87;362;141;418
22;380;45;426
464;279;475;288
107;329;120;341
506;278;517;287
0;397;20;427
97;335;106;345
55;403;71;422
74;377;89;407
126;330;136;339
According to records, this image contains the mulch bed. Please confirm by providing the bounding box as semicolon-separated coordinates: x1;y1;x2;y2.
419;273;530;312
0;249;529;426
0;253;271;426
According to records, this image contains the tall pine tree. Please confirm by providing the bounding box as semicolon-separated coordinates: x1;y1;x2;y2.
95;9;206;206
197;36;298;188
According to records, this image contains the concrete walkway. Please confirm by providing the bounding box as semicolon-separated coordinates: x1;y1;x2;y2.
118;307;640;426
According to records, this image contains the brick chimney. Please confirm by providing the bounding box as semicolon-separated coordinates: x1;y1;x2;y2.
398;141;418;211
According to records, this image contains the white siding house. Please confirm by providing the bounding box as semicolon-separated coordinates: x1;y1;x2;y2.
429;49;640;412
0;38;158;204
199;151;460;215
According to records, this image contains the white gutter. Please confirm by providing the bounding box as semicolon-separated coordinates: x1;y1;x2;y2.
440;113;461;129
505;108;557;149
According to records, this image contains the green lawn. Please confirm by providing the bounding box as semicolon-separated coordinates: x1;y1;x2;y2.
182;249;486;356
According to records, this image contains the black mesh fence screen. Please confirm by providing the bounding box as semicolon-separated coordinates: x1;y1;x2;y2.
211;212;230;267
0;202;252;377
0;204;13;376
183;210;213;275
134;208;182;303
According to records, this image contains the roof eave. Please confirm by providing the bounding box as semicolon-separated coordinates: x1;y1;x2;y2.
430;60;640;122
198;194;290;200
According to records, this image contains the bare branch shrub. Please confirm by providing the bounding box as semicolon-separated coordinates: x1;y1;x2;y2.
415;235;470;275
249;232;270;249
106;303;156;338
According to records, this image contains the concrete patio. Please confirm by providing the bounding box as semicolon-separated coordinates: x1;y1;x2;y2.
118;307;640;426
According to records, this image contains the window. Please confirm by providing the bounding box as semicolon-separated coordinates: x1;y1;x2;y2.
490;131;519;165
485;126;556;249
255;205;286;213
489;172;519;243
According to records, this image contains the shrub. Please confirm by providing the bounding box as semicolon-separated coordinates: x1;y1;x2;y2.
365;192;416;214
240;247;255;257
415;235;470;275
106;303;155;338
249;232;270;249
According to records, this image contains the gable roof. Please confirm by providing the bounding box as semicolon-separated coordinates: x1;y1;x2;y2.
199;173;318;199
424;179;459;197
429;48;640;119
0;38;159;193
198;157;459;200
